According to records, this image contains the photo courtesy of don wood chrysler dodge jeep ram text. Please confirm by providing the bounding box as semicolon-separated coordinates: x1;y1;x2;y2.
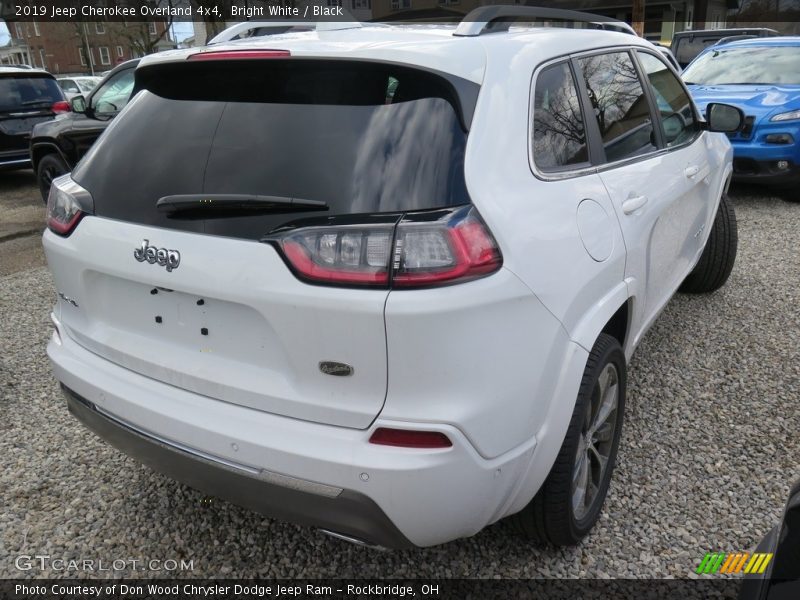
43;7;743;549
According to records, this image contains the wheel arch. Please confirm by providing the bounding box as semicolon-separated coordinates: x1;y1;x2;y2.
569;281;633;359
30;142;71;173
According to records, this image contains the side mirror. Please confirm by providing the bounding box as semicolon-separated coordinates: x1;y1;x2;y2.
70;95;86;114
706;103;744;133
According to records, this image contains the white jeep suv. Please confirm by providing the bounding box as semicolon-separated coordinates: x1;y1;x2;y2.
43;7;742;548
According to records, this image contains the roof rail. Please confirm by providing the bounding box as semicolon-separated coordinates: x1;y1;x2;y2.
208;20;362;44
453;6;636;38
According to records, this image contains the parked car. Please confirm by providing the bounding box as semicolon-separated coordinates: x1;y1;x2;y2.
57;76;102;100
738;480;800;599
0;67;69;170
683;37;800;189
31;59;138;201
42;7;742;549
671;27;779;68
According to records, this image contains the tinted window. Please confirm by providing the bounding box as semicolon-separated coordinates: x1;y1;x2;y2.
578;52;656;163
682;46;800;85
59;79;79;93
0;75;63;111
92;69;135;114
73;60;476;241
532;62;589;171
637;52;699;147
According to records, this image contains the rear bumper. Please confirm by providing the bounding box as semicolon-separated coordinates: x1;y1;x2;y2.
47;321;541;547
62;385;413;549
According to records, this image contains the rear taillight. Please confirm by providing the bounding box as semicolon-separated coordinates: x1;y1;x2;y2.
188;49;291;61
269;206;502;289
369;427;452;449
278;225;393;286
393;211;502;287
47;175;93;236
51;101;71;114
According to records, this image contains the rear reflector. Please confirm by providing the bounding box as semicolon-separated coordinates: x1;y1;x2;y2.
188;50;291;61
369;428;453;449
51;101;71;114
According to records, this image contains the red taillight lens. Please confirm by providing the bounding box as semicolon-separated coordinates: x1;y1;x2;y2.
275;225;393;286
51;101;71;114
271;207;501;288
188;50;291;61
369;428;452;449
393;212;502;287
47;175;91;237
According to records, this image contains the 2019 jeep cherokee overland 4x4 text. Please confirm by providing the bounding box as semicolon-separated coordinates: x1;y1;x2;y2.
43;7;743;548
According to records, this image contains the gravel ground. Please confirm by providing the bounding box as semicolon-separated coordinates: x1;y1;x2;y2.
0;185;798;579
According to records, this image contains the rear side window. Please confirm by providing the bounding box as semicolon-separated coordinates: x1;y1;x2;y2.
0;76;63;111
637;51;699;147
73;60;478;240
577;52;656;164
532;62;589;172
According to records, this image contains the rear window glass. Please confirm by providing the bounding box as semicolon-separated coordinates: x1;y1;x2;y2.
0;75;63;111
74;60;477;240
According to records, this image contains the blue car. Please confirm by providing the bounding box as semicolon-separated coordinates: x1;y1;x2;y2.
683;37;800;188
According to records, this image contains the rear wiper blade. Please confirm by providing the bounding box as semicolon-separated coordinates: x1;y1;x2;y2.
156;194;328;219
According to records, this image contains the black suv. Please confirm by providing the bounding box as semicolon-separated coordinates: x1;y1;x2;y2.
30;59;138;201
671;27;779;68
1;67;68;171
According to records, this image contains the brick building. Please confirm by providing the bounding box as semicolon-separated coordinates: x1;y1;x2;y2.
1;20;175;74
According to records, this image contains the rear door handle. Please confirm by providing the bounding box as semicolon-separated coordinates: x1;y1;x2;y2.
622;195;648;214
684;165;701;178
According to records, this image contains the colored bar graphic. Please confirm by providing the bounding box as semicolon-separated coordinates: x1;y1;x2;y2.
697;552;774;575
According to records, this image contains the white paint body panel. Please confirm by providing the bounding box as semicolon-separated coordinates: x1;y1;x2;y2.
44;24;735;546
44;219;390;429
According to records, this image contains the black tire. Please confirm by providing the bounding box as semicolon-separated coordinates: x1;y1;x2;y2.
37;153;69;203
511;333;626;546
679;193;738;293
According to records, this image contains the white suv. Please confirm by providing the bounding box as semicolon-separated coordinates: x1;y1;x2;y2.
43;7;743;548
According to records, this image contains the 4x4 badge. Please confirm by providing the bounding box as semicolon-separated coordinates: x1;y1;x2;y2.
134;239;181;272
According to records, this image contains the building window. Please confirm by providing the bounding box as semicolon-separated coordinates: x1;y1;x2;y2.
14;23;22;38
33;21;40;36
352;0;370;7
79;47;86;66
148;22;157;36
39;49;46;70
99;46;111;65
95;22;105;34
117;45;124;58
391;0;411;9
686;8;693;29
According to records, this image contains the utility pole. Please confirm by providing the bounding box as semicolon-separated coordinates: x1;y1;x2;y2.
81;22;95;75
632;0;645;36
